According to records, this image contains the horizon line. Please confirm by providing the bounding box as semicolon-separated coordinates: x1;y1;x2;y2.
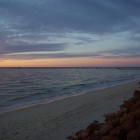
0;66;140;68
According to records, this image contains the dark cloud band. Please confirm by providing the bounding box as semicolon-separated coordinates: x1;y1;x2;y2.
0;43;66;54
0;0;140;60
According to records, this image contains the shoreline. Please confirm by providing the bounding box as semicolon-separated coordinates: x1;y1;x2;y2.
0;80;139;140
0;79;139;115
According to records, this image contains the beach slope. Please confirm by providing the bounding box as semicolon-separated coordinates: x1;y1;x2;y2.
0;80;139;140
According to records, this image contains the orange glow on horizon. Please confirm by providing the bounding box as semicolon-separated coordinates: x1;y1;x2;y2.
0;57;140;67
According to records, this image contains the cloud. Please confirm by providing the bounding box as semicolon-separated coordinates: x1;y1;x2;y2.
0;52;99;60
0;43;66;55
0;0;140;61
101;46;140;53
1;46;139;60
0;0;140;34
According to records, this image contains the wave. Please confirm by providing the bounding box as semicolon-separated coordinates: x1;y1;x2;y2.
63;82;96;90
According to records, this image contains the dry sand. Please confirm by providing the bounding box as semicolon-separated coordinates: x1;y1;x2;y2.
0;80;139;140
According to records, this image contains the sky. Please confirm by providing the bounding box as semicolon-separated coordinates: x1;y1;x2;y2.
0;0;140;67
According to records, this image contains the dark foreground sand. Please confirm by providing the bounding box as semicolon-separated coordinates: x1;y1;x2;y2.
0;80;139;140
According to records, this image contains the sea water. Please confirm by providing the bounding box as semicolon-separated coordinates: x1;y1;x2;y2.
0;67;140;112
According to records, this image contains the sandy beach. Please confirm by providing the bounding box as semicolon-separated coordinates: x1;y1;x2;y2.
0;80;139;140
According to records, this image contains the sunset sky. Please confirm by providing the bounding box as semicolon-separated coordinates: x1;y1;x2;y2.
0;0;140;67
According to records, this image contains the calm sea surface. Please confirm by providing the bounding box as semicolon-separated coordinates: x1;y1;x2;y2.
0;67;140;112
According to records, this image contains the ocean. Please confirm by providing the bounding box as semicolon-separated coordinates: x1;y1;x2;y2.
0;67;140;113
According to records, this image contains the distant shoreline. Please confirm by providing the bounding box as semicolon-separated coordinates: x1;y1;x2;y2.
0;67;140;69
